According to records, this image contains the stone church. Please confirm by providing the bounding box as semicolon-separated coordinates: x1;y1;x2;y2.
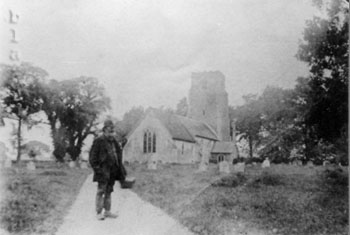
122;71;237;164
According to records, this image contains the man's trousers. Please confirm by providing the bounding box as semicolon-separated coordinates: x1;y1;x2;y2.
95;179;115;214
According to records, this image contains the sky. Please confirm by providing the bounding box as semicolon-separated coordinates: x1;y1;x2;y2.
0;0;318;119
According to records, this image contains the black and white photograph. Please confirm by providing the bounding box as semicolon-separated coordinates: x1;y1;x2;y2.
0;0;348;234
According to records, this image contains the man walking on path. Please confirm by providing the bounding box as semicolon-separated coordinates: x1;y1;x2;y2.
89;120;127;220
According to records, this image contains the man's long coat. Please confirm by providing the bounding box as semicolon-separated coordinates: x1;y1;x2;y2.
89;135;126;182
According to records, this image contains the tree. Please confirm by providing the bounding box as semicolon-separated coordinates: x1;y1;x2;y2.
0;63;48;162
59;76;110;161
175;97;188;116
115;106;145;139
297;0;348;144
290;76;320;160
39;79;68;161
232;94;262;158
258;86;300;162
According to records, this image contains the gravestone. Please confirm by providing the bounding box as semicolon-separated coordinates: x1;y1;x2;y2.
198;161;208;172
233;162;245;173
69;161;76;168
219;161;230;174
80;161;88;169
323;160;331;166
147;154;157;170
0;143;8;168
64;153;72;162
26;161;36;171
290;148;299;159
198;150;209;172
307;161;314;167
147;160;157;170
4;158;12;168
262;158;270;168
0;156;6;168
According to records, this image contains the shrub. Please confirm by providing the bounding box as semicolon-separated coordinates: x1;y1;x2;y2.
270;154;290;164
232;157;245;164
212;173;247;188
249;172;284;187
320;168;348;196
39;170;67;176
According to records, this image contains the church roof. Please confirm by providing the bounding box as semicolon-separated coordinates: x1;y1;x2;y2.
211;141;235;153
152;110;218;143
176;115;218;141
155;112;196;143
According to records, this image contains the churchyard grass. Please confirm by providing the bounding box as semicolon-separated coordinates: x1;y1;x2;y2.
0;161;91;235
128;162;348;235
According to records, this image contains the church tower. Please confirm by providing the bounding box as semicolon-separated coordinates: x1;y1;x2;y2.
187;71;230;141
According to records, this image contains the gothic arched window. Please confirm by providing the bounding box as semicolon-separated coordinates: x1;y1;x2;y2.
143;130;156;154
152;133;156;153
147;131;152;153
143;132;147;153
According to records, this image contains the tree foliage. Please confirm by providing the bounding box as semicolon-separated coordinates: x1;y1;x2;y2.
297;0;348;143
115;106;145;140
234;0;349;164
0;63;48;162
231;94;262;158
59;77;111;160
39;79;67;161
38;76;110;161
1;63;112;162
258;87;301;162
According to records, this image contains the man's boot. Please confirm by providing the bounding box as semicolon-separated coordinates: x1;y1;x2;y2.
96;213;105;220
104;211;118;219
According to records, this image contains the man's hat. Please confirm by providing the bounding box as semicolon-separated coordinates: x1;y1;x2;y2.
103;119;114;130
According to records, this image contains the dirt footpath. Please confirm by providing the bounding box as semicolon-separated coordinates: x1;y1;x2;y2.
55;174;194;235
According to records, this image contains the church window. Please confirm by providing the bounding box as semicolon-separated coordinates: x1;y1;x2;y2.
143;130;157;153
147;132;152;153
143;133;147;153
218;155;225;162
152;133;156;153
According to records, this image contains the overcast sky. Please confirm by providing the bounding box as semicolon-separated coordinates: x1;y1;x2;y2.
0;0;317;119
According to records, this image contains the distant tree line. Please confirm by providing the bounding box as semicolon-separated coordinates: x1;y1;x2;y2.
231;0;348;165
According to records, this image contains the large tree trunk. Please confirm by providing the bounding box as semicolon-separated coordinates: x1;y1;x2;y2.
48;117;66;162
302;124;318;164
52;127;67;162
248;135;253;158
16;117;22;163
67;136;80;161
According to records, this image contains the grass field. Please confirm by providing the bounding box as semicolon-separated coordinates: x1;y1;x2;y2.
0;162;91;235
127;162;348;235
0;161;347;235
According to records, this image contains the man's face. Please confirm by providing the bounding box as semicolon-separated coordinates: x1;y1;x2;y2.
104;127;115;138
